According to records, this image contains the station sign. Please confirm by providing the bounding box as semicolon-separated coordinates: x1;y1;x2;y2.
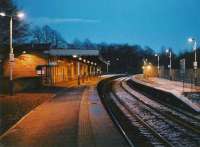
9;53;15;62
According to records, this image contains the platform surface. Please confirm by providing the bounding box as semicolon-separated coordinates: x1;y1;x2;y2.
0;83;128;147
132;75;200;110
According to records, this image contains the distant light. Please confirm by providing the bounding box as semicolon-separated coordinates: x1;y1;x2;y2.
188;37;194;43
0;12;6;17
87;61;90;63
78;57;82;60
83;59;86;63
142;66;144;69
91;62;93;65
155;54;158;57
94;63;97;66
166;49;169;53
22;51;26;54
17;12;25;19
72;54;77;58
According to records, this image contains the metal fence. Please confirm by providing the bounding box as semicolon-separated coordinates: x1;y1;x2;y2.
159;68;200;86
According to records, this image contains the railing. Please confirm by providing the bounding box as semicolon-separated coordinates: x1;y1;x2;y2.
159;68;200;86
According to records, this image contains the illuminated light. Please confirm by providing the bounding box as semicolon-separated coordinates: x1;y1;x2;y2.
87;61;90;63
17;12;25;19
83;59;86;62
94;63;97;66
0;12;6;17
73;55;77;58
91;62;93;65
166;49;169;53
188;37;194;43
78;57;82;60
155;54;158;57
147;65;151;70
22;51;26;54
142;66;144;69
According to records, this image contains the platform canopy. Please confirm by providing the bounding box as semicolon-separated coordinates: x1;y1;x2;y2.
44;49;99;56
44;49;107;65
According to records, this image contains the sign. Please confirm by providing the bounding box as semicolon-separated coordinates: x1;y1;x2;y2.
49;62;57;66
9;53;14;62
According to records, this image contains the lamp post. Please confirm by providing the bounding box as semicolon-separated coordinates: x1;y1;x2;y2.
188;37;198;85
166;48;172;80
155;54;160;77
106;60;110;73
0;12;25;95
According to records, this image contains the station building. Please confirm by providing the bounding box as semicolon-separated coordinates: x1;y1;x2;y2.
1;45;106;88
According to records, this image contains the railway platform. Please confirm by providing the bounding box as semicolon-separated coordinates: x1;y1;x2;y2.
131;75;200;113
0;79;128;147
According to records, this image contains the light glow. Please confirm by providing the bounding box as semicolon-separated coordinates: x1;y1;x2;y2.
72;55;77;58
17;12;25;19
0;12;6;17
188;37;194;43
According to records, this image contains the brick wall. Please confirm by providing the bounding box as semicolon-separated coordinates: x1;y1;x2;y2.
3;54;47;79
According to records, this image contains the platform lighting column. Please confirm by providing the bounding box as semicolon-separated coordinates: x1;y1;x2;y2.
155;54;160;77
0;12;25;95
166;49;172;80
188;37;198;85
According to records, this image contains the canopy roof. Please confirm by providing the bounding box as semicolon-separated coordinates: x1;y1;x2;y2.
44;49;99;56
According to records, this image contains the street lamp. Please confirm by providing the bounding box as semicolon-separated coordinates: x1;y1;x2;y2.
188;37;198;85
106;60;110;73
155;54;160;77
72;54;77;58
0;11;25;95
166;48;172;80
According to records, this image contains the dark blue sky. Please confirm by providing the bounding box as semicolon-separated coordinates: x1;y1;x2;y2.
15;0;200;53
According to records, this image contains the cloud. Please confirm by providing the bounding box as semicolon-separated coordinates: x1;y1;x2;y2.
29;17;101;25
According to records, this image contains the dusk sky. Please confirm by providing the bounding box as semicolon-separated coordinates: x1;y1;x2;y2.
15;0;200;53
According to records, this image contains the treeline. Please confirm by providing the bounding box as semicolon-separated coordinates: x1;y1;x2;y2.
0;0;199;74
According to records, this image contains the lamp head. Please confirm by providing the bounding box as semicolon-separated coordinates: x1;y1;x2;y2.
72;54;77;58
0;12;6;17
17;12;25;19
188;37;195;43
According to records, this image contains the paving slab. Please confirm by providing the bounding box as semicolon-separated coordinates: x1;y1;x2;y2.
0;88;84;147
0;83;128;147
88;86;129;147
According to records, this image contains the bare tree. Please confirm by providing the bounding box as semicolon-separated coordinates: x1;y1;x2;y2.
31;25;67;48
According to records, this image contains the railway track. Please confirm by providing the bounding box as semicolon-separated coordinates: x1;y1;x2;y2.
98;77;200;146
127;78;200;121
110;91;173;147
123;78;200;134
111;77;200;147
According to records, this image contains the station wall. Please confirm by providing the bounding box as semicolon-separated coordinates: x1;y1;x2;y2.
2;53;99;85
